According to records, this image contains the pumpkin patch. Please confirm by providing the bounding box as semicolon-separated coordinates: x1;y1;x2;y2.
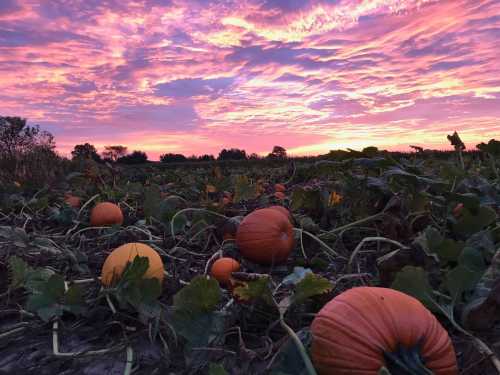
4;134;499;374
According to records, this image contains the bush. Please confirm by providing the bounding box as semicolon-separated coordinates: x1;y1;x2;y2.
160;153;187;163
0;116;69;188
117;150;149;164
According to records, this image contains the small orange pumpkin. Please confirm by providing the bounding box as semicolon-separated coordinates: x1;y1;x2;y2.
64;195;81;208
90;202;124;226
101;242;164;287
236;208;294;265
452;203;464;218
311;287;458;375
274;191;286;200
268;205;292;222
274;183;286;192
210;257;240;285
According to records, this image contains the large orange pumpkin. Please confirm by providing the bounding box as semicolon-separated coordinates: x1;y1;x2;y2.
311;287;458;375
236;208;294;265
210;257;240;285
268;205;292;222
101;243;164;287
90;202;123;226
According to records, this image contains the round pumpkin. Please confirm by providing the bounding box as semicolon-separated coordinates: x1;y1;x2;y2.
101;242;164;287
65;195;81;208
90;202;123;226
452;203;464;218
274;191;286;200
268;205;292;222
236;208;294;265
210;257;240;285
274;183;286;192
310;287;458;375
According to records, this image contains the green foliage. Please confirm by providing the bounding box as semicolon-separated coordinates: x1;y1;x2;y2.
293;273;334;305
233;276;273;305
452;205;497;237
209;363;229;375
26;274;87;322
270;329;312;375
233;175;256;202
391;266;437;312
170;276;224;351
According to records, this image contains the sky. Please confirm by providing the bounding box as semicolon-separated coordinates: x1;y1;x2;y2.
1;0;499;159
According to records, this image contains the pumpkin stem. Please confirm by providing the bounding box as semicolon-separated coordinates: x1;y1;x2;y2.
383;340;433;375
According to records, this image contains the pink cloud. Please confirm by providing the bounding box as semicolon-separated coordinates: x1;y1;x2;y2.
0;0;499;159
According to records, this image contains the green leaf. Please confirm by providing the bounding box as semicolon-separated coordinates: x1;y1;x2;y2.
233;276;273;305
444;192;480;211
64;285;85;305
453;206;497;237
144;184;162;222
446;266;482;301
44;274;66;300
445;247;487;300
171;310;226;349
293;273;334;305
391;266;437;312
139;278;162;303
25;268;54;293
419;227;464;263
8;256;29;290
173;276;221;314
234;175;256;203
290;188;323;213
118;255;150;284
270;328;312;375
209;363;228;375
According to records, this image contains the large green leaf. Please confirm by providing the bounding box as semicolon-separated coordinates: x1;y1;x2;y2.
293;273;334;305
233;276;273;305
453;206;497;237
172;276;221;314
391;266;437;312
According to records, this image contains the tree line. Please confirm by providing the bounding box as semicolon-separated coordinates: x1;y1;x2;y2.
70;143;288;164
1;116;289;168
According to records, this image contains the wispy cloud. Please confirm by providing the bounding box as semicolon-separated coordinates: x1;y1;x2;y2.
1;0;499;159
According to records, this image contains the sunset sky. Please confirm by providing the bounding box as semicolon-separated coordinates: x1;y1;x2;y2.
1;0;499;159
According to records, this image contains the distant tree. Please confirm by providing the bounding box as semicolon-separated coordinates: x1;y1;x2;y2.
160;153;187;163
361;146;379;157
71;143;102;162
198;154;215;161
0;116;55;158
0;116;61;185
248;153;260;160
102;145;128;162
117;150;148;164
410;145;424;153
268;145;287;159
218;148;247;160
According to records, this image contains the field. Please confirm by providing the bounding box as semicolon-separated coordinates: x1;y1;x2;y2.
1;146;500;375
